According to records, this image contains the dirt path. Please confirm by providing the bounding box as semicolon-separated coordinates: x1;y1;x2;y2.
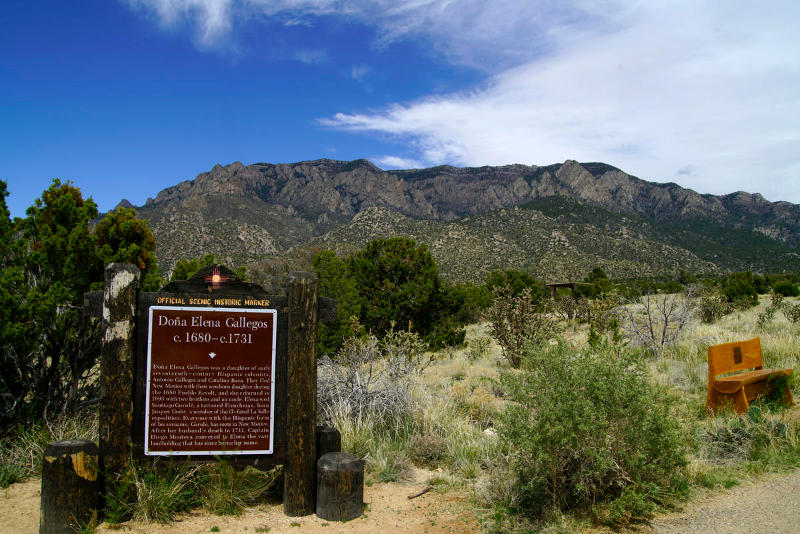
0;469;480;534
6;469;800;533
645;470;800;534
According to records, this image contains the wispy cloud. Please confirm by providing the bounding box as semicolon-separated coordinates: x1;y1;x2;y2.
127;0;800;202
350;65;369;82
294;48;328;64
372;155;423;169
124;0;613;68
126;0;235;46
322;1;800;202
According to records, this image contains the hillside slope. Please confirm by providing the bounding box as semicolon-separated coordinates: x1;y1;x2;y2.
131;159;800;279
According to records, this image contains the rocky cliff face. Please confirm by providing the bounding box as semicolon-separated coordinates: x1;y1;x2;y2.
145;158;800;243
133;158;800;278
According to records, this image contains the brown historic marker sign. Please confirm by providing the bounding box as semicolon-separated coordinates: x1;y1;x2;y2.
145;306;277;455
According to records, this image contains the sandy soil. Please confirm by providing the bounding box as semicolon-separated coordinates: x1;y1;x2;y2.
1;478;41;533
1;469;480;534
7;467;800;534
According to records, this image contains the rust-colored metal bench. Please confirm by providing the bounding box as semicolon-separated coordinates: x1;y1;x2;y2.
707;337;794;414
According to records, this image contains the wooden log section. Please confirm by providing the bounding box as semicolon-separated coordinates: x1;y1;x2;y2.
316;452;364;521
283;271;319;516
316;426;341;460
98;263;140;485
39;440;100;534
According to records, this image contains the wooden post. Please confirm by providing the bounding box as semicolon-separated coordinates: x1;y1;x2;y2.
316;452;364;521
284;271;318;516
316;426;341;460
39;440;100;534
98;263;140;486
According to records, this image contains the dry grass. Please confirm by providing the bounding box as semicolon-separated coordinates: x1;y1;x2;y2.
421;296;799;526
650;296;800;396
2;293;797;529
319;322;508;486
0;411;97;483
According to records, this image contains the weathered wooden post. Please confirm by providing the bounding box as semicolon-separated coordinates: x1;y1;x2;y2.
316;452;364;521
98;263;140;486
316;426;341;460
284;271;319;516
39;440;100;534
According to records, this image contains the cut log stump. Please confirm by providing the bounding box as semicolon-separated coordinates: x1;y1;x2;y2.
316;452;364;521
39;440;100;534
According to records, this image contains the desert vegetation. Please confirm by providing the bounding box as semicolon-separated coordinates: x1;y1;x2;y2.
2;179;800;532
309;263;799;531
0;180;160;430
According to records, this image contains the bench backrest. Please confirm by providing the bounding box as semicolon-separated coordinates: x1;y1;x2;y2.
708;337;764;380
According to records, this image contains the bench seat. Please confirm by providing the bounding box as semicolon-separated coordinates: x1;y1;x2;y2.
707;337;794;414
713;368;792;394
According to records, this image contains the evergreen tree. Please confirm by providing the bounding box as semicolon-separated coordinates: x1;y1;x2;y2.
0;180;102;426
485;269;548;303
95;206;160;290
576;266;613;299
0;180;162;428
312;249;362;355
347;237;440;338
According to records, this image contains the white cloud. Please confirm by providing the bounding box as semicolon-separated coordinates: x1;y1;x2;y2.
127;0;800;202
372;155;423;169
124;0;618;68
322;1;800;202
127;0;234;45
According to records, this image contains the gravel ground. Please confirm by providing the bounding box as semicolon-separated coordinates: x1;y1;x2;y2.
0;468;480;534
646;469;800;534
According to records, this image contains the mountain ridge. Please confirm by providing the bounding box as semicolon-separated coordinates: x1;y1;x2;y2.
131;158;800;281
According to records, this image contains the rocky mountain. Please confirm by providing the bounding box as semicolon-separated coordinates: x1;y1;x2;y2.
132;159;800;282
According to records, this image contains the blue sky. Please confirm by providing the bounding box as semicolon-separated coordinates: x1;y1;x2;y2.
2;0;799;218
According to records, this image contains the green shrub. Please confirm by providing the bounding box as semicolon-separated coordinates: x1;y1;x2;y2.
0;181;159;428
424;315;466;349
698;407;798;467
697;289;731;323
466;336;491;362
573;267;614;299
408;434;448;467
721;272;759;308
757;293;784;329
772;280;800;297
313;249;362;355
315;238;467;350
690;467;739;489
485;270;548;302
0;461;25;488
497;341;688;517
600;484;658;526
347;237;448;342
783;303;800;324
488;286;558;367
460;282;494;321
588;293;620;333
